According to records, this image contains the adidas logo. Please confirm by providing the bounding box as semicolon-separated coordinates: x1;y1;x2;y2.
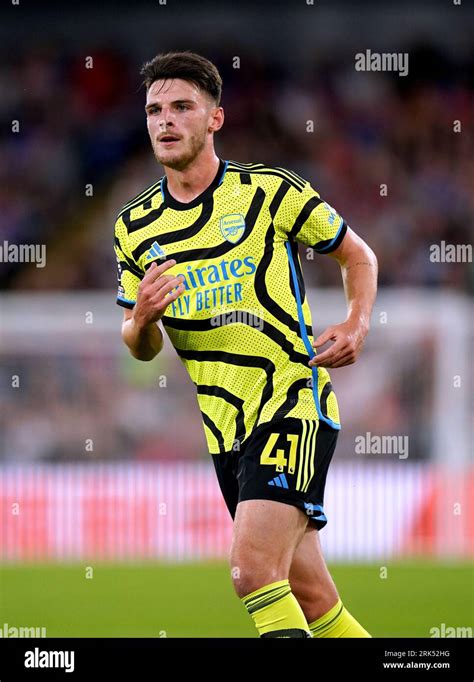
146;241;166;260
268;473;289;489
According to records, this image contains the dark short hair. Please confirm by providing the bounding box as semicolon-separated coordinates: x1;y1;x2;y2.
139;51;222;105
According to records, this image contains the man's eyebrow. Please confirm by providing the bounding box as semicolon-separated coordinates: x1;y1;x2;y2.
145;99;195;110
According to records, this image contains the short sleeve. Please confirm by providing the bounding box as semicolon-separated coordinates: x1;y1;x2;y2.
275;179;348;253
114;214;143;309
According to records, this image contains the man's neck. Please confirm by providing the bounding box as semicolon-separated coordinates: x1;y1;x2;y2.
165;152;220;203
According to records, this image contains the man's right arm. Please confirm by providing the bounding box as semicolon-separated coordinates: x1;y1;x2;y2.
121;259;185;362
121;309;164;361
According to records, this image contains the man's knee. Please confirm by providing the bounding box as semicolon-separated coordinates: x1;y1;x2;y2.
230;565;286;599
290;576;340;622
230;546;289;599
229;499;306;598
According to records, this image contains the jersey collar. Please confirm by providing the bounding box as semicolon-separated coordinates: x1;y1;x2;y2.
161;158;227;210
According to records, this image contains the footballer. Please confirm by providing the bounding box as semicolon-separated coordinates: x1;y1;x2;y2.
115;51;378;638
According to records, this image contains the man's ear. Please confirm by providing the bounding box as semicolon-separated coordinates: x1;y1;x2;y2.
209;106;224;133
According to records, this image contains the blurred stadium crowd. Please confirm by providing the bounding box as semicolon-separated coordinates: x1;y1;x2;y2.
1;42;472;293
1;4;472;462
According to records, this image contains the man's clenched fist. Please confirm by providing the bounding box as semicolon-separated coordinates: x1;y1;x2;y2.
133;259;185;329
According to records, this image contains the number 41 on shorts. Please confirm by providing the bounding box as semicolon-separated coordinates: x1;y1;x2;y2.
260;433;299;474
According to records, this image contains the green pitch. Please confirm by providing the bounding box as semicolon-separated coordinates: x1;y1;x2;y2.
0;561;472;637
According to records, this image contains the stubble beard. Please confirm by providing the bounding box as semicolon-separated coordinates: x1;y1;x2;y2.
153;131;207;172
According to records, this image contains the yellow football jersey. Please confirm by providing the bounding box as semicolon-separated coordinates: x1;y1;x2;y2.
115;159;347;454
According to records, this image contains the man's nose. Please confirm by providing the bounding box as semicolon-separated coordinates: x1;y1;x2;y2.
158;108;175;126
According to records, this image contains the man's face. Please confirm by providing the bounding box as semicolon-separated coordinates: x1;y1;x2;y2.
145;78;222;171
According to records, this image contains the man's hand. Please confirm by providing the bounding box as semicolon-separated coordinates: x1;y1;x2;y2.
308;224;377;369
121;258;185;362
309;319;369;369
132;259;185;330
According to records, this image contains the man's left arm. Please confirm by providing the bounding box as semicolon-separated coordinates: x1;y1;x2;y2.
309;226;378;369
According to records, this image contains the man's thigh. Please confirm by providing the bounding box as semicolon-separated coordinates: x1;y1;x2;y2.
211;417;338;570
232;498;308;568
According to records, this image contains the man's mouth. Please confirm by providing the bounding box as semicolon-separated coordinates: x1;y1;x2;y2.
159;135;180;145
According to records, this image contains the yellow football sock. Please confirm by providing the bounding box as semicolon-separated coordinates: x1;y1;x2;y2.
309;598;371;637
242;579;311;638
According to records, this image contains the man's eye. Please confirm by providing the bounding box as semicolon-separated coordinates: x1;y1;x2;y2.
177;104;188;111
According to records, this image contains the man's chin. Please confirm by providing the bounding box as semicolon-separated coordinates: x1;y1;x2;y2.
156;152;190;171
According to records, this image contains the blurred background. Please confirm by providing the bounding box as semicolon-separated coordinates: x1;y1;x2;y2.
0;0;472;637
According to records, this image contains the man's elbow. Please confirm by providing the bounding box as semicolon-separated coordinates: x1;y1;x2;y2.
365;244;378;269
120;329;159;362
351;238;378;270
128;347;157;362
122;337;159;362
